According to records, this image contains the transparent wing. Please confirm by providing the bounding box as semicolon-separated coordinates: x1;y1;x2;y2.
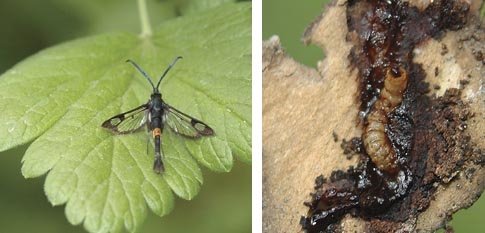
164;103;214;138
101;104;149;134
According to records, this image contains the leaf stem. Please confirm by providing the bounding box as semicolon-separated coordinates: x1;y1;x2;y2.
138;0;152;38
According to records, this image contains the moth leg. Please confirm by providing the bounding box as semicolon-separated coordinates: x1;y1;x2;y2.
146;133;150;155
146;111;151;155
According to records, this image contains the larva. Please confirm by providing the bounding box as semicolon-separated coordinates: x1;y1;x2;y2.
363;67;408;173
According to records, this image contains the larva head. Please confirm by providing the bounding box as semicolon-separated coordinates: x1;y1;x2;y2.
384;67;408;96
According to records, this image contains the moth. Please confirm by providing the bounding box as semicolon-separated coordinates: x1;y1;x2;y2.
102;56;214;173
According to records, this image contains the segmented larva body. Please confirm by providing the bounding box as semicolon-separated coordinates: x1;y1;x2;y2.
363;68;408;173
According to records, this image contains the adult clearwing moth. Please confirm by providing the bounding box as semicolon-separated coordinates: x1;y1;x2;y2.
102;56;214;173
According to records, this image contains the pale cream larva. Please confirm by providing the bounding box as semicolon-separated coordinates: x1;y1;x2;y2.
363;68;408;173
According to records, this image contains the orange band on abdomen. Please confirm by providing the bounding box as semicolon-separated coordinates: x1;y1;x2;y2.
152;128;161;137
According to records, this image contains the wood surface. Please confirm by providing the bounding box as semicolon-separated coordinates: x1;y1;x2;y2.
262;1;484;232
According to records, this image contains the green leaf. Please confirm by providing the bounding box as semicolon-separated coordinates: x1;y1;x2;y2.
180;0;237;15
0;2;251;233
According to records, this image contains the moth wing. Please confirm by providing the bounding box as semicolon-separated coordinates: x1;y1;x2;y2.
164;104;214;138
102;104;149;134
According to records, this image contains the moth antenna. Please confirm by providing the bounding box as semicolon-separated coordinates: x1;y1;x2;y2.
155;56;183;90
126;59;157;93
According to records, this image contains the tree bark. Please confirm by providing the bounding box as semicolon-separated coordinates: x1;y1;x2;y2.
262;1;484;232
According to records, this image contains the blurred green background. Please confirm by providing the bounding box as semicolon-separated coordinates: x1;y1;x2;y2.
262;0;325;68
263;0;484;232
0;0;251;233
